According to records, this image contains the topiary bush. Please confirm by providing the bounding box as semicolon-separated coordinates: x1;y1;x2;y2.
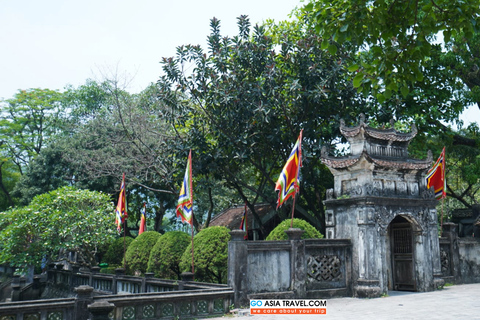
147;231;190;279
179;226;231;284
265;218;323;240
124;231;161;275
101;236;134;267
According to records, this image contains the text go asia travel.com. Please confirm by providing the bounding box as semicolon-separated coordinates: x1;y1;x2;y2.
250;299;327;315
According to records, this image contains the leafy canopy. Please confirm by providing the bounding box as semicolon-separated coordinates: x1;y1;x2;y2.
179;226;231;283
266;218;324;240
124;231;161;275
147;231;190;279
0;186;116;270
303;0;480;100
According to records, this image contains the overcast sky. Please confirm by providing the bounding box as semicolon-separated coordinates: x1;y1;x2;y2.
1;0;478;125
0;0;301;99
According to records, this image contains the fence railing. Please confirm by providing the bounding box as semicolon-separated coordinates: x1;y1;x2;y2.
46;266;225;296
0;286;233;320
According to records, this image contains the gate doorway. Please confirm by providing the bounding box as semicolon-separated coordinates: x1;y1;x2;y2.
390;215;416;291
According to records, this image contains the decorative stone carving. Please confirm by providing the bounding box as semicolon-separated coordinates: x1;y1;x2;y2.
326;188;334;200
306;255;342;282
396;181;407;195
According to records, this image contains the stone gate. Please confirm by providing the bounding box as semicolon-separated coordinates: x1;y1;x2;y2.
320;114;443;297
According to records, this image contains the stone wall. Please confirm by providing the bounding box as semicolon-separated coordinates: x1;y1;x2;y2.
228;229;352;307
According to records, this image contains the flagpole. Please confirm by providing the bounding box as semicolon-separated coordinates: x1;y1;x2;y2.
290;193;297;228
191;220;195;278
123;220;126;270
440;197;445;231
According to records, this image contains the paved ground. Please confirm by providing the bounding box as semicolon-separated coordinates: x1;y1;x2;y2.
224;283;480;320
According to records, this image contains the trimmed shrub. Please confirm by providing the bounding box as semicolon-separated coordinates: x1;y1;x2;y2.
179;226;231;284
265;218;323;240
147;231;190;279
101;236;134;267
125;231;161;275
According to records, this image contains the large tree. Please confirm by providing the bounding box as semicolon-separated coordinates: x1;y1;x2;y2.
0;187;116;271
303;0;480;101
157;16;364;234
0;88;67;207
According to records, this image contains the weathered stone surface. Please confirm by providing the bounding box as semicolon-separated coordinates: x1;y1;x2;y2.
322;116;441;297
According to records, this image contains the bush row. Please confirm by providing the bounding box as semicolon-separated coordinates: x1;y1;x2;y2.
100;219;322;283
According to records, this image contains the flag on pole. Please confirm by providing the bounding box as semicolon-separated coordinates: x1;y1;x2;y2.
426;147;446;200
176;150;193;225
115;173;127;232
239;202;248;240
139;203;146;235
275;130;303;208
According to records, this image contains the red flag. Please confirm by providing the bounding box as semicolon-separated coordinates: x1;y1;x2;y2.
115;173;127;232
139;203;146;235
275;130;303;208
426;147;446;200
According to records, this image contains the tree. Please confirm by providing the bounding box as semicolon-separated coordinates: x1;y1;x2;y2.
147;231;190;279
303;0;480;100
0;187;116;271
265;218;324;240
0;88;66;207
124;231;161;275
62;80;181;232
101;236;134;268
157;16;363;234
11;139;73;205
179;226;231;283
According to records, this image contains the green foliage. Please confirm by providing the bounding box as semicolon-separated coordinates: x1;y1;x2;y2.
304;0;480;98
266;218;323;240
12;140;73;205
179;226;231;283
158;16;361;233
147;231;190;279
101;236;134;267
0;186;116;271
0;88;66;170
124;231;161;275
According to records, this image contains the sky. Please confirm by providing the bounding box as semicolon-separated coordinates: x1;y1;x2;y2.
0;0;301;99
0;0;479;125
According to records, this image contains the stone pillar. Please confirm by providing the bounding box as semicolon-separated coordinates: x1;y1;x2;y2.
179;272;195;290
442;222;460;282
143;272;154;292
228;230;248;307
285;228;306;298
10;275;20;302
88;300;115;320
113;268;125;294
74;285;94;320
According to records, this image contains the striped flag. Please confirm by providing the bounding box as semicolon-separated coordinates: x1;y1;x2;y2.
239;202;248;240
115;173;127;232
426;147;446;200
176;150;193;225
275;130;303;208
139;203;146;235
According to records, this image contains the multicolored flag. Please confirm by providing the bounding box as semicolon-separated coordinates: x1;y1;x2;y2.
239;202;248;240
426;147;446;200
115;173;127;232
139;203;146;235
176;150;193;225
275;130;303;208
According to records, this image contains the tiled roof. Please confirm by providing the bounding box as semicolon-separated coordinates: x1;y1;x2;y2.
339;114;417;142
321;151;432;170
209;203;273;230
